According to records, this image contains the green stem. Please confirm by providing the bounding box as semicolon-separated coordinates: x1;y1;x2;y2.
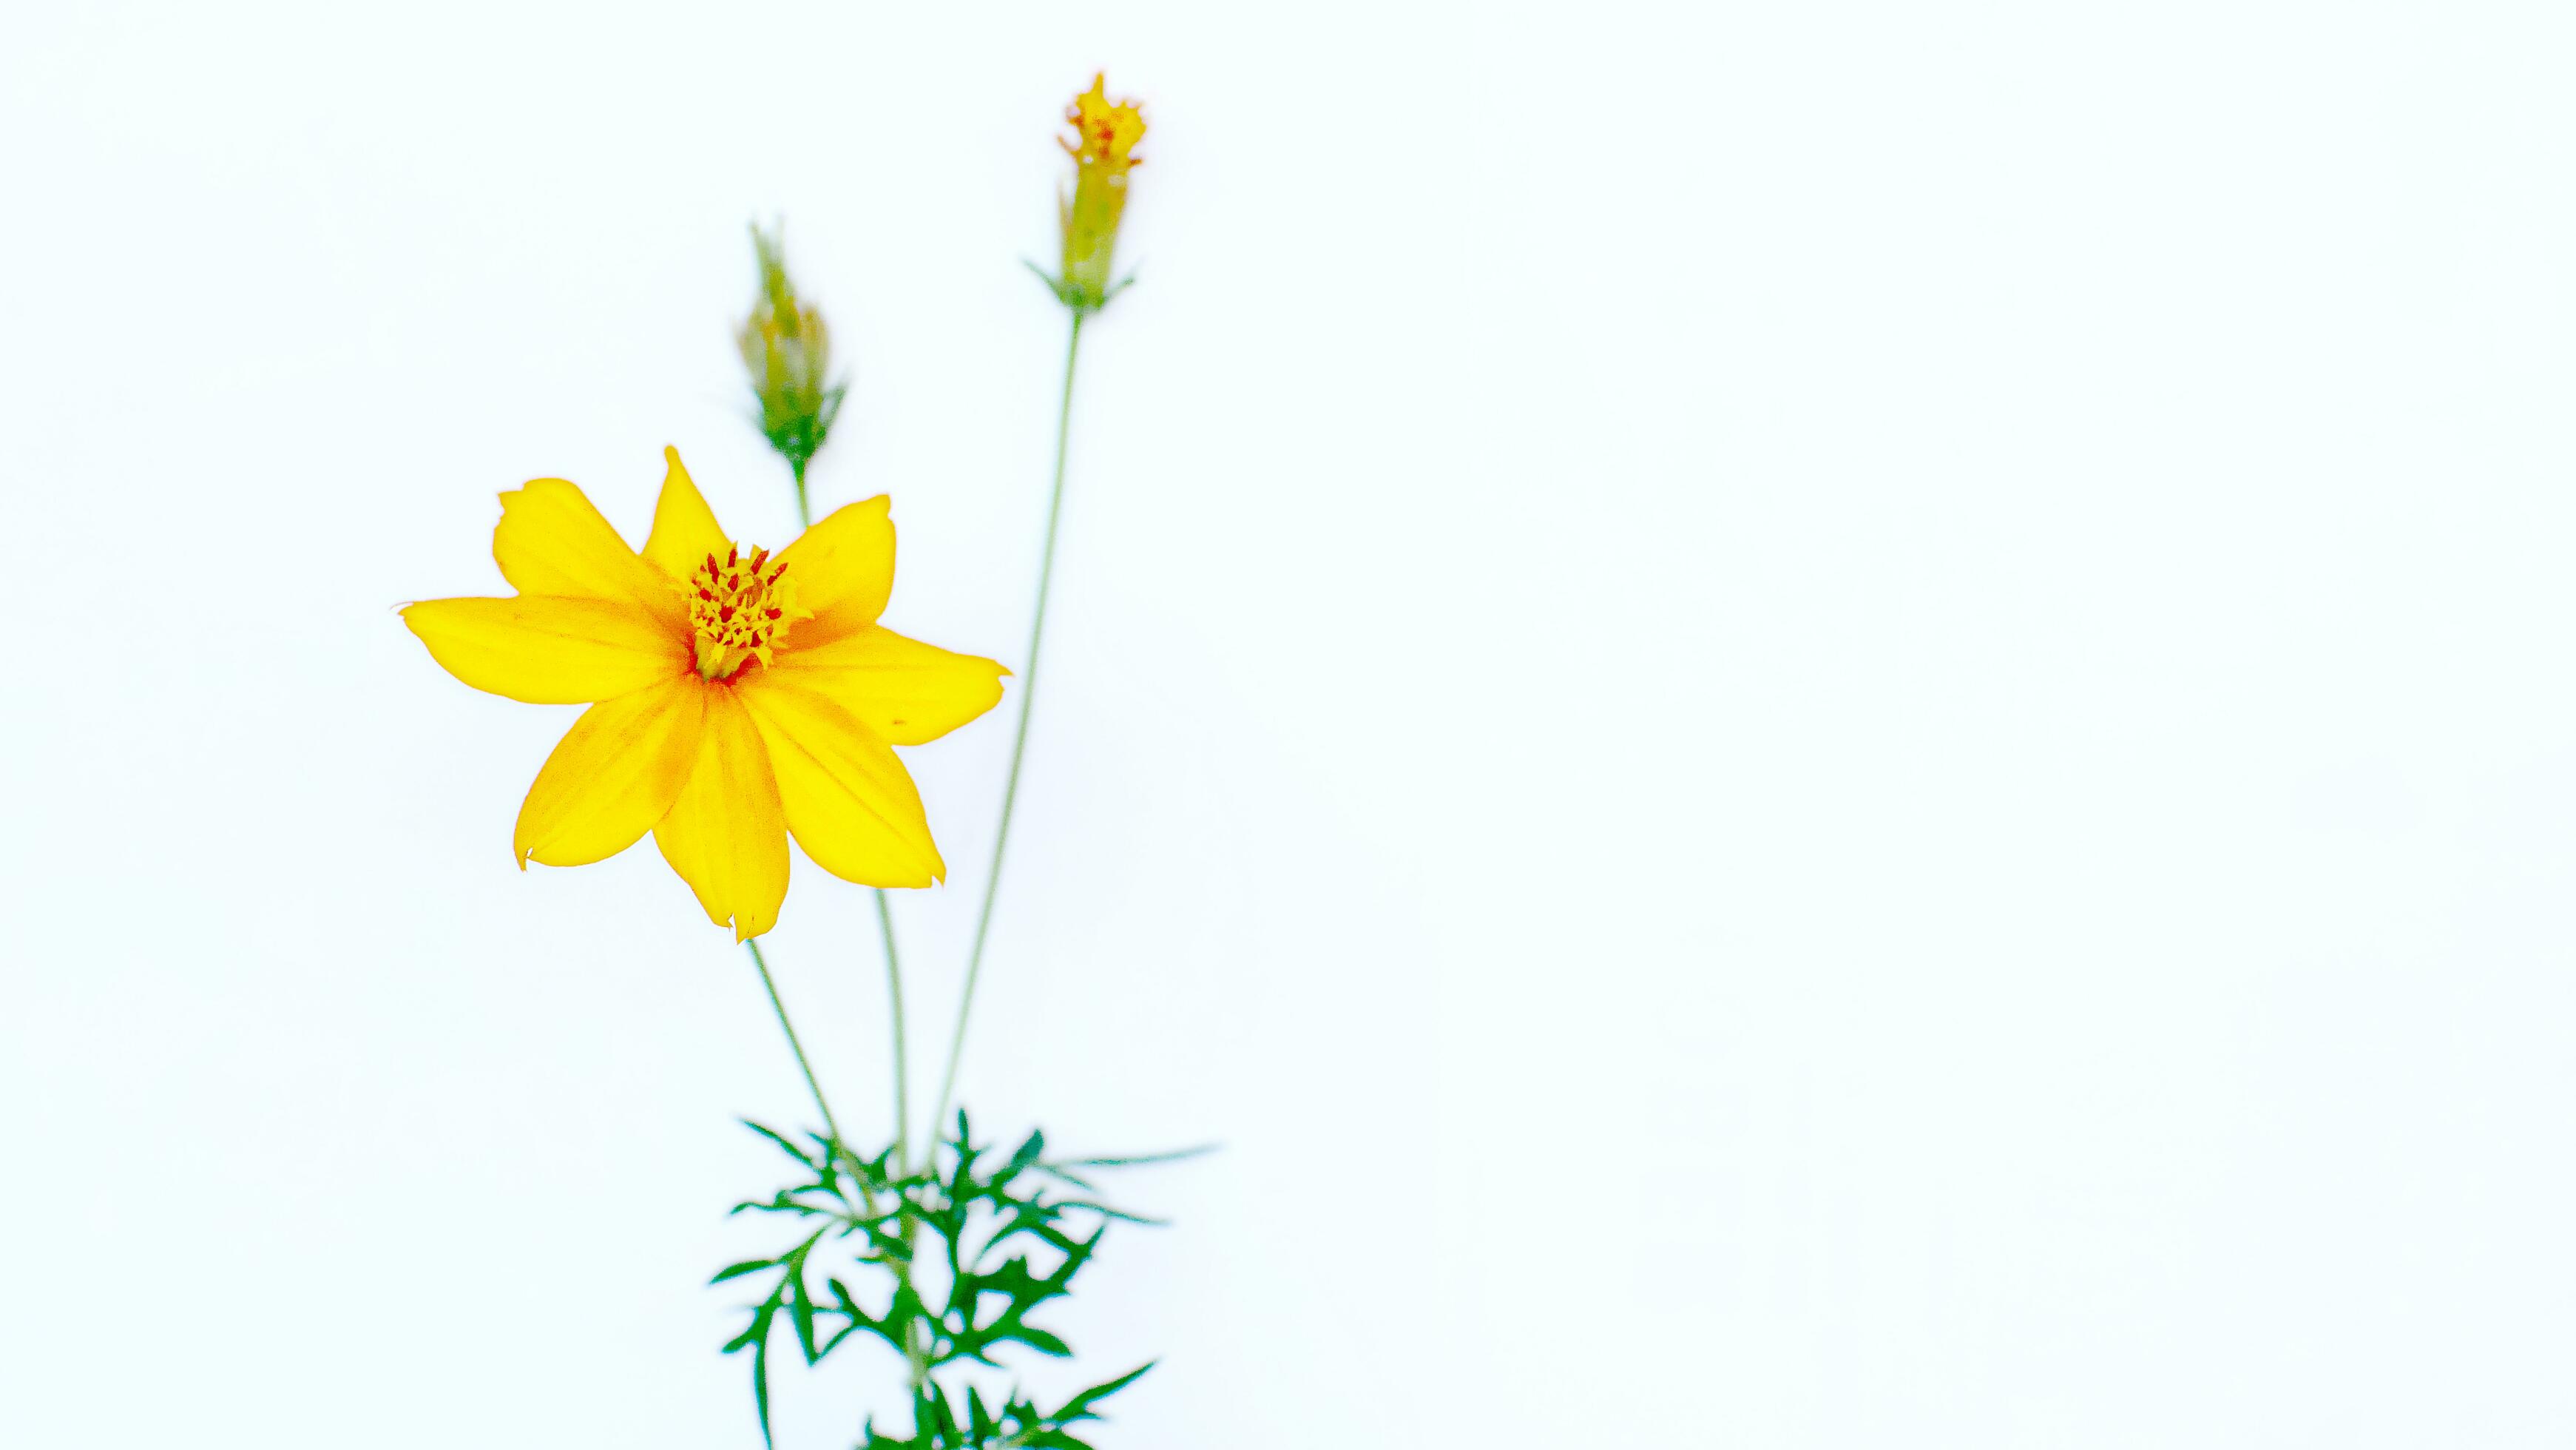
787;439;928;1394
789;453;916;1173
932;306;1086;1130
744;939;842;1144
877;888;911;1172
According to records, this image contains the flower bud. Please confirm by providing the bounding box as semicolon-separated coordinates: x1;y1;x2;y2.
1055;73;1146;312
737;223;845;473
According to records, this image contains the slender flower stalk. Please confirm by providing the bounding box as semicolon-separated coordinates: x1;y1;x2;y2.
746;939;841;1143
932;73;1146;1133
934;310;1084;1131
788;457;916;1171
733;232;947;1399
736;226;923;1170
876;888;911;1170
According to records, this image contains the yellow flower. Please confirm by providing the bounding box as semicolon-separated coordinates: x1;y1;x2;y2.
402;448;1007;940
1057;72;1146;311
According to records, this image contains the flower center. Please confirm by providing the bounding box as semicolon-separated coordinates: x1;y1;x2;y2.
1063;75;1145;172
686;544;807;680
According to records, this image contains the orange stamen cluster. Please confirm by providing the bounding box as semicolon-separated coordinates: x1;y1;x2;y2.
1061;73;1146;172
686;544;806;681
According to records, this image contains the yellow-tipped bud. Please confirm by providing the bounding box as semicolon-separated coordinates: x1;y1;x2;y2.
1053;73;1146;312
737;223;845;473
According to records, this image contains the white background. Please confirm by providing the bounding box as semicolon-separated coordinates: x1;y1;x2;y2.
4;1;2574;1445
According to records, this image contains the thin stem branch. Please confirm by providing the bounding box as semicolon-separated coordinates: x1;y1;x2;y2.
745;939;842;1144
877;888;911;1172
781;424;927;1389
789;453;916;1173
933;306;1086;1129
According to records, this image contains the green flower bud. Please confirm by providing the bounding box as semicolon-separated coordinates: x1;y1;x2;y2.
737;223;845;474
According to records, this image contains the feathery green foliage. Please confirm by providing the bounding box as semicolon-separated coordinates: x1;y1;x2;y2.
717;1112;1177;1448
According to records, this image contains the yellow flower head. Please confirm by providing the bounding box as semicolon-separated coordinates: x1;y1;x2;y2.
1061;72;1146;173
402;449;1007;940
1056;72;1146;312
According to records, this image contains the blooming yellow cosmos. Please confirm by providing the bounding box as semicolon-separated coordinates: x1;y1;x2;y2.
402;448;1006;940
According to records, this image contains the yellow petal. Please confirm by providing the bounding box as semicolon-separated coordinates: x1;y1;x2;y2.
772;626;1007;746
652;685;791;940
640;446;729;583
736;669;945;888
402;596;690;704
513;675;707;868
775;496;893;650
493;476;686;629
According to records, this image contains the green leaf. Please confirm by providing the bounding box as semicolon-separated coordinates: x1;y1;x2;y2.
742;1119;819;1170
1007;1130;1047;1177
1058;1360;1155;1421
1062;1142;1220;1169
788;1266;819;1361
